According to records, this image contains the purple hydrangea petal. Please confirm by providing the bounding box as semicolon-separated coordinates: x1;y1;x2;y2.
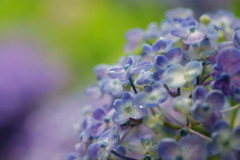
122;56;134;67
75;142;88;157
233;31;240;49
222;151;238;160
135;71;153;86
155;55;169;70
97;127;120;150
113;99;124;111
171;28;189;38
232;126;240;150
125;28;144;42
66;154;76;160
107;67;125;79
205;91;225;110
166;47;182;64
183;28;207;45
213;120;230;132
87;143;101;159
81;117;92;130
94;64;109;79
202;111;222;133
122;92;133;102
182;19;198;29
142;44;152;53
129;106;147;120
125;29;144;52
184;61;203;82
93;108;107;121
135;88;168;108
231;70;240;89
217;47;240;73
178;135;207;160
112;111;129;125
90;122;106;137
191;101;211;122
115;145;126;155
217;41;234;53
131;61;152;74
192;86;208;101
158;139;181;160
166;8;193;22
152;39;167;53
164;64;186;89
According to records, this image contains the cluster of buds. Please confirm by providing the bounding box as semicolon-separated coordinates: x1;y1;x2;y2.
68;8;240;160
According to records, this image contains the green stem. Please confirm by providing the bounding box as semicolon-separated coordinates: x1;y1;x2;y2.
230;98;239;128
221;104;240;113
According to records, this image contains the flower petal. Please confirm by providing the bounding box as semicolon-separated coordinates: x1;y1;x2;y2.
152;39;167;53
183;28;207;44
107;66;125;79
87;143;101;159
184;61;203;82
191;101;211;122
142;43;152;53
206;91;225;110
217;47;240;73
98;127;120;150
155;55;169;70
112;111;129;125
132;61;152;74
90;122;106;137
164;64;186;89
178;135;207;160
158;139;181;160
166;47;182;64
93;108;107;121
233;31;240;49
192;86;208;102
173;96;192;114
231;126;240;150
171;28;189;38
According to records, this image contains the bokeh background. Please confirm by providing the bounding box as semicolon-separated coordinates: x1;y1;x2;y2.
0;0;240;159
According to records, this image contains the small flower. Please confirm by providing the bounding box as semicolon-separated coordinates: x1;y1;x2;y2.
143;113;163;133
99;78;124;97
191;86;225;132
166;8;194;24
163;61;203;89
90;107;113;137
134;70;153;87
208;120;240;160
173;96;192;114
125;28;144;52
212;47;240;99
142;38;174;54
128;137;157;156
158;135;207;160
87;127;120;160
112;92;147;125
170;19;207;45
135;83;168;108
154;47;182;71
79;117;94;142
107;56;152;82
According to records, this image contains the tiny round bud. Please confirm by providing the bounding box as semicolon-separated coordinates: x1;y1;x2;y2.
202;103;210;111
100;142;108;148
200;14;211;25
179;128;189;137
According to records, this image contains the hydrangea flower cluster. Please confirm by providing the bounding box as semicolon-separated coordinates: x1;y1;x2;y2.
68;8;240;160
